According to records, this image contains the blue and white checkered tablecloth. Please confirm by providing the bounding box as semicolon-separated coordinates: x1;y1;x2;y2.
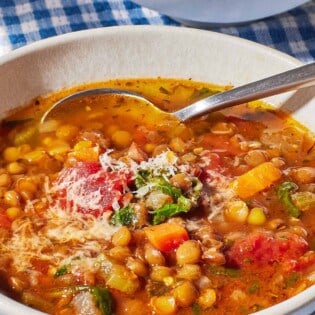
0;0;314;62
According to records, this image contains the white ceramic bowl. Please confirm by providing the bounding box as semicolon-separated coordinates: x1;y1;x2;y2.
133;0;309;26
0;25;314;315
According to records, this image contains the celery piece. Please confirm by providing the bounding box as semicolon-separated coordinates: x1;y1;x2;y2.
277;181;301;218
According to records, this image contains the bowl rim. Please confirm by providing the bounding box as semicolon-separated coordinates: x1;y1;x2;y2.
0;25;302;68
0;25;313;315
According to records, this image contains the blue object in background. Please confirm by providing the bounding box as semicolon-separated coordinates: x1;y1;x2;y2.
0;0;314;62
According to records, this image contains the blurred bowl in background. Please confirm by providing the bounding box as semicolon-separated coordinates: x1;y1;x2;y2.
133;0;310;27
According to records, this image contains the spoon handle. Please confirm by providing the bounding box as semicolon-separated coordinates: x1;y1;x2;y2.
174;62;315;121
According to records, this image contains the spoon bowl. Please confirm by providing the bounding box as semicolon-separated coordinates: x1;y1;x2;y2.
41;63;315;125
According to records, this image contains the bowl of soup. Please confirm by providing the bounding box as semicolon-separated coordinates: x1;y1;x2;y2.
0;26;314;315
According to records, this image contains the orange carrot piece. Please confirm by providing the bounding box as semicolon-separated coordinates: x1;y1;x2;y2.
144;222;189;252
230;162;282;200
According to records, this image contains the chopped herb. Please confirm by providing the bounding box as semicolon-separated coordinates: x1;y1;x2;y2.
248;280;260;294
284;272;300;288
153;179;182;199
50;286;114;315
277;181;301;218
91;287;114;315
191;87;218;101
192;302;202;315
111;205;136;226
148;281;170;296
208;266;241;278
136;170;181;199
135;170;150;189
159;86;170;95
54;265;68;278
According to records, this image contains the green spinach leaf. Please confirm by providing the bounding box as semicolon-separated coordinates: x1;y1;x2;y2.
111;205;136;226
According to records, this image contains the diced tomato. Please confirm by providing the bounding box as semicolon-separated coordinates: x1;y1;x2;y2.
226;116;265;140
200;152;221;170
55;162;132;217
284;251;315;272
199;133;242;155
0;212;11;229
133;128;148;145
198;152;223;181
32;258;50;274
226;232;309;268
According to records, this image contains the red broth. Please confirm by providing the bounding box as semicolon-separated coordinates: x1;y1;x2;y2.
0;78;314;315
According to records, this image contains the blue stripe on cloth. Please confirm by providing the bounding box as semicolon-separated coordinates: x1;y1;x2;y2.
0;0;313;62
213;1;315;62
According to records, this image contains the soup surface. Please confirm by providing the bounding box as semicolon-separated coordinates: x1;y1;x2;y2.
0;79;314;315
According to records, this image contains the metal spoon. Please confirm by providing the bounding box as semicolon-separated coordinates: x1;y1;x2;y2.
41;62;315;124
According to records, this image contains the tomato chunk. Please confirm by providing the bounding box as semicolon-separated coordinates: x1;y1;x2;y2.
226;232;309;268
55;162;131;217
0;212;11;229
284;251;315;272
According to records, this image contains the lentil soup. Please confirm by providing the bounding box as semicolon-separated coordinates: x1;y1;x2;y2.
0;78;314;315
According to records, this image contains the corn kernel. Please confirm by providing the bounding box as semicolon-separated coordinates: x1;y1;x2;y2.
112;226;132;246
3;147;20;162
48;145;70;156
71;146;99;162
151;296;177;315
106;124;119;136
41;136;54;147
150;266;173;282
144;143;156;154
169;137;185;153
4;190;20;207
74;140;92;151
6;207;21;219
173;281;197;307
247;207;267;225
7;162;26;175
163;276;174;287
56;124;79;141
198;288;216;309
225;200;249;223
126;257;148;277
165;151;177;164
193;147;203;155
112;130;132;149
176;240;201;265
0;173;11;187
23;150;46;164
176;264;201;280
16;178;37;194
